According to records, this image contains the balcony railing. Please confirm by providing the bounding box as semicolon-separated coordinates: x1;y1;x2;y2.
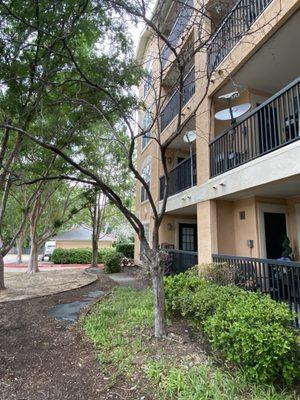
207;0;273;74
161;0;194;68
212;254;300;328
164;249;198;274
210;77;300;177
160;154;196;200
160;66;195;133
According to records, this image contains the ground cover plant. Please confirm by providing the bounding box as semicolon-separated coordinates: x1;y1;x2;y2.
83;286;298;399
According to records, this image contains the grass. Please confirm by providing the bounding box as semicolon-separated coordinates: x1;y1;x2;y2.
82;287;298;400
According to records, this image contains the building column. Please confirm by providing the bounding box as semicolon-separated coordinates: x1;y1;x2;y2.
197;200;218;263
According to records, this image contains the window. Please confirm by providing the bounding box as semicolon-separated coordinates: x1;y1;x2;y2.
141;161;151;202
143;56;153;98
141;109;152;150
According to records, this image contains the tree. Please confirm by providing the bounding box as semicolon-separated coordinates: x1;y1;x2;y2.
84;189;107;268
0;0;274;336
27;181;86;273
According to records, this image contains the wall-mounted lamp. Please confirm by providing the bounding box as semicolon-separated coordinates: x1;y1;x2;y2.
167;223;174;231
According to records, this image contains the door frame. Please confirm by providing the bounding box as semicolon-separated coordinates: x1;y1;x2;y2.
174;218;197;250
258;203;289;258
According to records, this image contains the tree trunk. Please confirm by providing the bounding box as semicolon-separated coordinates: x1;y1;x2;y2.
150;251;167;338
0;252;5;290
91;235;98;268
90;193;105;268
16;232;25;264
27;241;40;273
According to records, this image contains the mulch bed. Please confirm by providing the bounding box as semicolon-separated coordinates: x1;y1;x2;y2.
0;269;200;400
0;273;122;400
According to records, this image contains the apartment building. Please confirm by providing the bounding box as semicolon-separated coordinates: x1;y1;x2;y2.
135;0;300;276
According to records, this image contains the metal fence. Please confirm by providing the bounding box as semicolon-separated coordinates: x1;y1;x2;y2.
160;66;195;133
165;249;198;274
159;154;196;200
161;0;194;67
209;77;300;177
213;254;300;328
207;0;273;74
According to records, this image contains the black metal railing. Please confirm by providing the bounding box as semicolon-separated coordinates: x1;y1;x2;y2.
160;66;195;133
210;77;300;177
161;0;194;67
160;154;196;200
165;249;198;274
207;0;273;74
212;254;300;328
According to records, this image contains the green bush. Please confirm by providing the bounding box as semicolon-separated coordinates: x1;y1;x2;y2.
52;248;105;264
197;262;240;286
115;242;134;259
164;269;299;383
103;249;124;273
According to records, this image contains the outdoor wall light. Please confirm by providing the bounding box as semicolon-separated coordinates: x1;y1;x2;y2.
167;223;173;231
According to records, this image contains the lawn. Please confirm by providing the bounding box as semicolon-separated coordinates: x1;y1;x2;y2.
82;287;297;400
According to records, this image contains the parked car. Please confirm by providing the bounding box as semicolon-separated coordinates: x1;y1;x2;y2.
42;241;56;260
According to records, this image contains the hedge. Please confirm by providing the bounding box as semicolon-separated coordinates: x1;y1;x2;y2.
103;249;124;273
52;248;112;264
164;269;299;384
115;242;134;259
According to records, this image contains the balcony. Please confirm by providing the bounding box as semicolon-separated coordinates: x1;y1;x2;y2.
160;66;195;133
207;0;273;74
161;0;194;68
209;77;300;178
160;154;197;200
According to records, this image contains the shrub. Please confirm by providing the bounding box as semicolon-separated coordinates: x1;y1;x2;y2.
103;249;124;273
52;248;104;264
164;269;299;383
115;242;134;259
197;262;240;286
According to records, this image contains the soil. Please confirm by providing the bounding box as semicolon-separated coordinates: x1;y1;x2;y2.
0;270;97;302
0;270;205;400
0;273;122;400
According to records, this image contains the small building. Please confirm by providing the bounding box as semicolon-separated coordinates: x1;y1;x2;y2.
52;227;114;249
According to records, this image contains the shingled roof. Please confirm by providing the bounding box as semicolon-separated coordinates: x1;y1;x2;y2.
52;226;114;242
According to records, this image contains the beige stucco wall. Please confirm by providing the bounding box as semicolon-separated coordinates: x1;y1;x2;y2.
56;240;113;250
197;200;218;263
134;0;300;265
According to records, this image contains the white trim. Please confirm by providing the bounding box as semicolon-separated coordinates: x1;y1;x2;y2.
258;203;288;258
174;218;197;249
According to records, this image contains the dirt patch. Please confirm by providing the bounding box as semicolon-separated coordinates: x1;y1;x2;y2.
0;270;97;302
0;274;119;400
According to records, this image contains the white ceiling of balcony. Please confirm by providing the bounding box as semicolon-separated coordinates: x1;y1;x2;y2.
221;174;300;200
217;9;300;97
